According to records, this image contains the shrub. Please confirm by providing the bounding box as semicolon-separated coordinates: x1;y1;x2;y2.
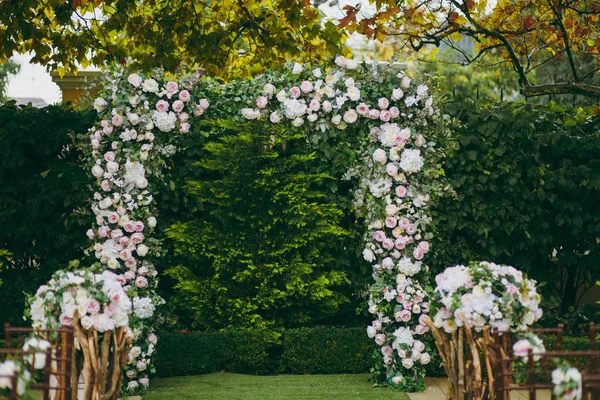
0;103;94;325
283;327;374;374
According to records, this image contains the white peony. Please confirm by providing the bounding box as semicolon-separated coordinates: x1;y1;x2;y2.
133;297;155;319
399;149;424;174
142;79;159;93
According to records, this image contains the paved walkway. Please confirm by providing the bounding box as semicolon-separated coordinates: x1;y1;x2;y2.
408;378;552;400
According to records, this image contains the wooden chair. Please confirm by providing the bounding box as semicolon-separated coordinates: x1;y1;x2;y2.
3;324;76;400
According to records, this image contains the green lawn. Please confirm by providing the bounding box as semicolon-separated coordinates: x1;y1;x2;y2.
145;373;409;400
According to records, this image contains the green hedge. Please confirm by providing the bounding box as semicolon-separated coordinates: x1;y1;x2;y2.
283;327;373;374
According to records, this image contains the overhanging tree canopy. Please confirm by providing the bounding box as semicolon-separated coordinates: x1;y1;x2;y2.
0;0;346;78
341;0;600;98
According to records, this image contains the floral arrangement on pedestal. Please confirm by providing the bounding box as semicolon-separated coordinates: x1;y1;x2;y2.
28;269;132;399
239;57;451;391
425;261;543;399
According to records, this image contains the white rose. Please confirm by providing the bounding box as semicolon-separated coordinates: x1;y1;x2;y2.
106;161;119;173
419;353;431;365
331;115;342;125
276;90;287;102
385;163;398;176
270;112;281;123
372;148;387;165
292;117;304;127
344;78;355;87
93;98;108;113
80;316;94;330
392;88;404;100
137;244;149;257
307;113;318;122
343;109;358;124
148;216;157;228
128;74;142;87
142;78;159;93
128;113;140;125
415;134;426;147
346;59;359;69
292;62;303;75
92;165;104;178
263;83;276;96
367;326;377;338
312;68;322;78
385;204;398;216
129;346;142;361
363;248;375;262
401;76;411;89
346;86;361;101
401;358;414;369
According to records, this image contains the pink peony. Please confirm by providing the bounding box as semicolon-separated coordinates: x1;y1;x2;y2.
86;299;101;315
119;249;132;261
172;100;185;113
179;90;190;102
512;340;531;357
124;221;136;233
137;266;149;276
104;304;117;317
59;315;73;326
155;100;170;112
179;112;189;122
101;180;112;191
418;241;429;252
256;96;268;109
368;109;380;119
108;212;120;224
104;151;116;162
381;346;393;356
382;257;394;269
309;99;320;111
406;224;418;235
380;110;391;122
382;238;395;251
290;86;301;99
300;81;314;93
136;360;147;371
413;249;424;260
131;232;145;244
399;218;410;229
390;106;400;119
394;238;406;250
135;221;145;232
119;236;130;247
385;216;397;228
126;370;137;379
125;259;137;269
166;81;179;94
194;106;204;117
356;103;369;115
98;226;109;238
414;324;429;335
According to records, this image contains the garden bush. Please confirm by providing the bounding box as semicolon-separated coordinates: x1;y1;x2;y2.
433;101;600;320
0;102;94;325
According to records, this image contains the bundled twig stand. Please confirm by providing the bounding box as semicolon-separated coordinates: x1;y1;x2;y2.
72;312;132;400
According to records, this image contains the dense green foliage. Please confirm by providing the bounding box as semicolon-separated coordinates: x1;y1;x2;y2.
283;327;374;374
164;122;350;331
0;103;94;325
432;101;600;321
146;373;410;400
0;60;20;102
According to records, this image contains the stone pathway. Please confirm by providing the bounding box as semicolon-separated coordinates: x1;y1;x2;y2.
407;378;552;400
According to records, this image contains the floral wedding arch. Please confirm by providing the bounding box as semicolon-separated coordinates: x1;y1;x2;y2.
29;58;449;396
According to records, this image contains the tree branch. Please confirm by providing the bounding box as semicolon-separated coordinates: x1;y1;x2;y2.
522;81;600;97
548;0;580;82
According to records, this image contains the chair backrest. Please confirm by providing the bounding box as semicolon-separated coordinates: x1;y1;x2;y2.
3;323;75;400
531;324;564;351
0;347;52;400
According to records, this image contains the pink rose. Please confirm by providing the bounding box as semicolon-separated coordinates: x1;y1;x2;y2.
418;241;429;252
104;304;117;317
135;221;145;232
104;152;116;162
373;230;386;242
394;238;406;250
421;303;430;313
390;106;400;119
126;370;137;379
382;238;395;251
406;224;418;235
413;249;424;260
179;112;189;122
381;346;393;356
92;139;101;149
98;226;109;238
385;216;397;228
356;103;369;115
102;126;113;135
256;96;268;109
399;218;410;229
147;333;158;344
513;340;531;358
136;360;147;371
118;236;130;247
335;56;347;67
395;186;407;197
179;90;190;102
414;324;429;335
109;292;121;303
372;320;382;330
86;299;101;314
59;315;73;327
137;266;149;276
86;229;95;239
124;221;136;233
368;109;380;119
180;122;190;133
381;257;394;269
112;114;124;127
194;106;204;117
380;110;391;122
131;232;145;244
374;334;386;346
101;120;110;128
172;100;185;113
309;99;320;111
198;98;209;110
125;259;137;268
111;229;123;239
139;377;150;388
156;100;170;112
135;276;148;289
290;87;301;99
101;180;112;191
108;213;120;224
378;97;390;110
419;314;428;324
119;249;132;261
300;81;313;93
124;271;136;281
166;81;179;94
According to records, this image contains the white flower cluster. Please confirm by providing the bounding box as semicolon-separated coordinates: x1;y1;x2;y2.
30;269;132;333
431;261;543;333
512;332;546;362
0;359;31;396
243;58;442;388
552;364;582;400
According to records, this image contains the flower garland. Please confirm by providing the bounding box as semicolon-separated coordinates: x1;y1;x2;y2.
240;57;450;391
84;70;206;396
